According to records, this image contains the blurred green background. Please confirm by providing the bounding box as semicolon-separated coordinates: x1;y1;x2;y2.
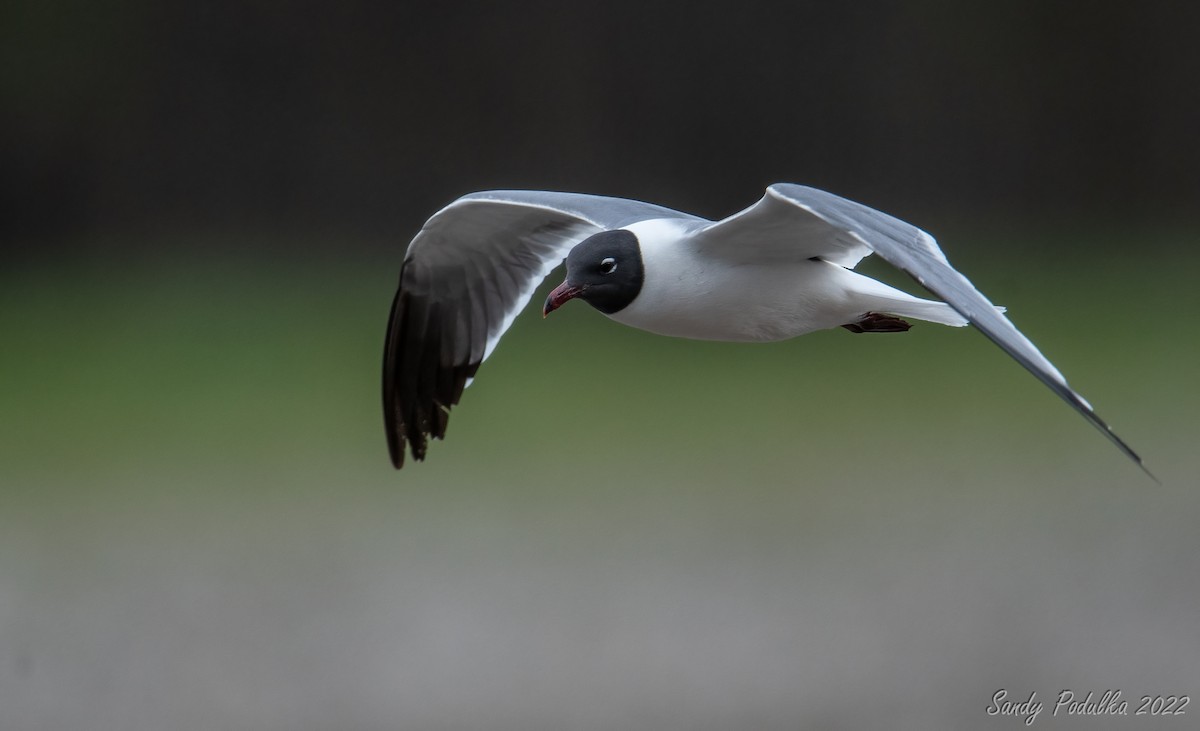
2;2;1198;729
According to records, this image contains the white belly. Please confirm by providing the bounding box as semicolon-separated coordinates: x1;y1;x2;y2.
608;254;860;343
602;218;964;342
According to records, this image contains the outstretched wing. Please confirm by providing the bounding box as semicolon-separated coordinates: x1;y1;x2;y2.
384;190;700;468
695;183;1151;477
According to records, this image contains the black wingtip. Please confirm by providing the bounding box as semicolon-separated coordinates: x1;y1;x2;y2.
387;441;405;470
385;419;408;470
1119;447;1159;485
1091;414;1158;485
1108;431;1157;484
943;305;1157;485
382;259;480;471
1124;449;1160;486
383;285;407;470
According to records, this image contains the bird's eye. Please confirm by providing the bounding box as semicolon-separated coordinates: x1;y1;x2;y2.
599;257;617;274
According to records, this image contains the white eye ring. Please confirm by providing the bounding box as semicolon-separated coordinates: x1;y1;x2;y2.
600;257;617;274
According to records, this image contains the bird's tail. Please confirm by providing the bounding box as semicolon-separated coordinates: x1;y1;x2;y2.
883;298;970;327
852;277;1004;327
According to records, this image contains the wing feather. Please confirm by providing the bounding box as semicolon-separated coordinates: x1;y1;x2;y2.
698;183;1151;477
383;191;698;467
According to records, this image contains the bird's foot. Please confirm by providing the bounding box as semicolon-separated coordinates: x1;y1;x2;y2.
841;312;912;333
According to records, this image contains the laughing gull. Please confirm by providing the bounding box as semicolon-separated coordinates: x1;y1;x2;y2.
383;184;1150;477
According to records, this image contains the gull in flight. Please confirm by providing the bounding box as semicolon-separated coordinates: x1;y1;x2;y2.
383;184;1150;478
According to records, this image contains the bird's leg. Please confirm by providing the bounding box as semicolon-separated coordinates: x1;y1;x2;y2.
841;312;912;333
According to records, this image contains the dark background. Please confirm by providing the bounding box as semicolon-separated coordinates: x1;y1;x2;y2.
6;1;1199;245
2;3;1198;730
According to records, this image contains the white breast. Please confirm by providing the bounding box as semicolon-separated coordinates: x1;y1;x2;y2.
606;219;860;342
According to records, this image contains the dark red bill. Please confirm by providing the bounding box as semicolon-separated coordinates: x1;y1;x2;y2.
543;281;584;317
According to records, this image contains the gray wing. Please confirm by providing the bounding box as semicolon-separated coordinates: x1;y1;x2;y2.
698;183;1151;477
384;190;701;468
